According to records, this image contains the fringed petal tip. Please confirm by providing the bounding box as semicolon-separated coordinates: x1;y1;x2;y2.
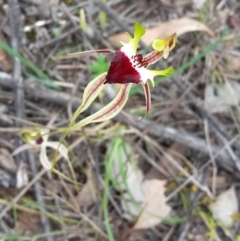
123;22;146;55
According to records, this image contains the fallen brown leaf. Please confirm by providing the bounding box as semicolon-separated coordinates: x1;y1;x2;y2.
0;32;11;71
229;14;240;29
76;166;97;207
0;148;17;172
15;211;42;234
224;56;240;72
108;18;215;46
107;139;171;227
133;179;171;230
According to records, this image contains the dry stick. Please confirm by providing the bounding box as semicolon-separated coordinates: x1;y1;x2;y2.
94;0;133;37
0;147;75;224
8;0;25;122
7;2;53;239
159;59;240;170
176;189;204;241
0;76;236;169
8;0;25;167
173;77;240;171
141;51;226;138
21;0;41;4
28;153;54;241
36;26;81;49
116;113;235;169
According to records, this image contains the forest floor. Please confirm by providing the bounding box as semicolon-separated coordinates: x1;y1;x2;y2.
0;0;240;240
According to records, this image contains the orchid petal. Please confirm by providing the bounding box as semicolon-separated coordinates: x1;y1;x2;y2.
49;142;77;185
46;141;69;160
40;146;52;170
135;66;174;85
143;51;164;66
69;83;132;130
69;72;107;127
121;82;151;122
121;22;145;55
142;81;151;115
152;34;177;52
146;66;175;85
143;34;177;64
12;144;33;156
41;129;49;142
163;46;170;59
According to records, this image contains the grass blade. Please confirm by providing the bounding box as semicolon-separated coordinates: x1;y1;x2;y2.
0;40;59;90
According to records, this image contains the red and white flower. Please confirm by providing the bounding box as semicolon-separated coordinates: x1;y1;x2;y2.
66;22;177;131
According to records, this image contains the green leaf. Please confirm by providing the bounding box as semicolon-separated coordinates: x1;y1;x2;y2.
88;54;110;78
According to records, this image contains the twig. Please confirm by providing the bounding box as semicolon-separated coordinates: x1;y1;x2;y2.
8;0;26;166
21;0;41;5
28;153;54;241
204;119;217;196
94;0;133;36
0;146;73;221
156;57;240;171
0;75;237;169
173;76;240;171
0;168;46;220
35;26;81;49
94;0;147;50
8;0;25;122
176;189;204;241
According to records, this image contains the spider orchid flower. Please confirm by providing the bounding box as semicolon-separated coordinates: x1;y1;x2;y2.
66;22;176;131
12;128;69;171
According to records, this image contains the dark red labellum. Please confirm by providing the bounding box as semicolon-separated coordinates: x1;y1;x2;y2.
35;136;43;145
105;50;141;84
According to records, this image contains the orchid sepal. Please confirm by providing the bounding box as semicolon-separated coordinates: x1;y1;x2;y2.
69;72;107;127
66;83;132;132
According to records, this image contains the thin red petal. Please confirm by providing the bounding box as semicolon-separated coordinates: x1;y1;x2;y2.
143;81;151;114
105;51;141;84
121;82;151;122
69;73;107;127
